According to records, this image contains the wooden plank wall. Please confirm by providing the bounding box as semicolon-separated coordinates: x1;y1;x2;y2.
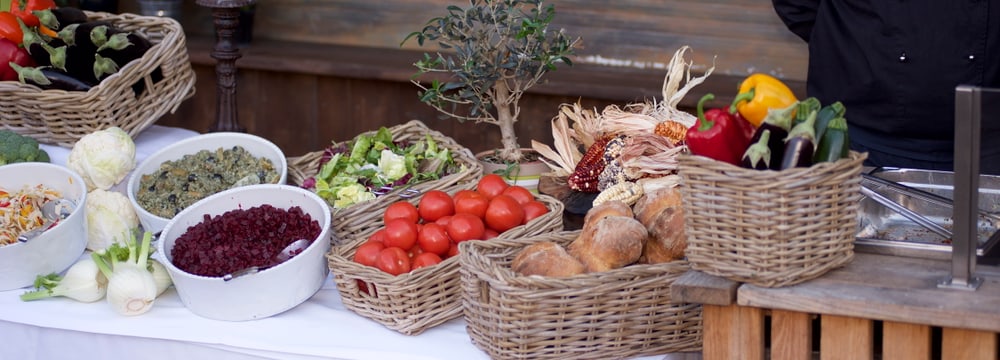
138;0;808;160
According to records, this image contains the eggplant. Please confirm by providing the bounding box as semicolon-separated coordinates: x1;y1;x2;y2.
91;25;157;95
780;109;819;170
747;101;797;170
740;129;773;170
34;8;89;31
9;63;94;92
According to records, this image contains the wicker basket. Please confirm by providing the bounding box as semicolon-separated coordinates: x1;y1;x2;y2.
678;151;868;288
0;11;196;147
287;120;483;245
328;192;564;335
460;231;703;360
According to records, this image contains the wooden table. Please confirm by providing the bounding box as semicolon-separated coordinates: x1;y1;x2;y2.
671;253;1000;360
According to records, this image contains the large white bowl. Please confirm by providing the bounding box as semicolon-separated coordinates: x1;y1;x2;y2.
156;184;332;321
0;163;88;290
127;132;288;235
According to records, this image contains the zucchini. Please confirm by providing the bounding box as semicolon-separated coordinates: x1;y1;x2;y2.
813;101;846;144
813;117;850;163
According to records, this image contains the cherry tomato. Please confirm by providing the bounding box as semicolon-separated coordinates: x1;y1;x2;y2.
485;194;525;233
408;244;425;259
483;228;499;240
383;218;418;250
502;185;535;205
418;222;452;255
454;190;489;219
446;213;486;243
418;190;455;222
522;200;550;224
376;247;411;275
476;173;509;200
412;252;443;270
353;240;385;267
384;201;419;224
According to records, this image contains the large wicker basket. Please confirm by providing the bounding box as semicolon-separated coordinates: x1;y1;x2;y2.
0;11;196;147
329;192;564;335
460;231;703;360
678;151;867;288
287;120;483;245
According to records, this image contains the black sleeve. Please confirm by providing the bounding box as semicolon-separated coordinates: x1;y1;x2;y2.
772;0;821;42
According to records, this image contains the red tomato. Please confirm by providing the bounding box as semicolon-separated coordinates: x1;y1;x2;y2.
353;240;385;267
501;185;535;205
418;190;455;222
522;200;550;224
446;213;486;243
452;189;479;203
454;190;489;219
483;228;499;240
383;218;418;250
484;194;525;233
376;247;411;275
367;229;386;244
384;201;419;224
412;252;443;270
476;174;509;200
418;222;452;255
446;241;460;258
434;215;452;228
408;245;425;259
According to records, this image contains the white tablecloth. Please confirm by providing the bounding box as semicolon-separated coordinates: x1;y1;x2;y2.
0;126;684;360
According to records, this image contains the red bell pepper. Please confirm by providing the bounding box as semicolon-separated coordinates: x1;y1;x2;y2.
0;37;35;81
685;93;753;166
10;0;55;28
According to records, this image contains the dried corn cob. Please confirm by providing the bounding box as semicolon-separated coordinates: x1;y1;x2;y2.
568;136;611;193
593;180;644;207
654;120;688;145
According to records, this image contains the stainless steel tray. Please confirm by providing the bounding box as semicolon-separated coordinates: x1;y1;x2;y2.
855;168;1000;261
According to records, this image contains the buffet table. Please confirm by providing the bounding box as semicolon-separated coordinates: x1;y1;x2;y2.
0;126;684;360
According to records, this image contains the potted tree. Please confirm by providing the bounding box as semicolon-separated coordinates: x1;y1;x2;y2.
405;0;580;189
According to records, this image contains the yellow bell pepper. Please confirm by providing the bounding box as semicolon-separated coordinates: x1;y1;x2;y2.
729;73;799;128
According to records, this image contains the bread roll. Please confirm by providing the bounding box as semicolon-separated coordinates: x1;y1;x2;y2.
583;200;634;224
511;241;585;277
568;215;646;272
635;187;687;264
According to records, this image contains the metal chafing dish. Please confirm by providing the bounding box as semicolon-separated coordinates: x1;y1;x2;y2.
855;167;1000;263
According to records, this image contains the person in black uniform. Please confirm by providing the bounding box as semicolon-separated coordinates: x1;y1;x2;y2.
772;0;1000;174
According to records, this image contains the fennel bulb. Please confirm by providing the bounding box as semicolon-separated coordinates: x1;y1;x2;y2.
149;259;172;296
84;189;140;251
93;231;159;316
67;126;136;191
20;255;108;303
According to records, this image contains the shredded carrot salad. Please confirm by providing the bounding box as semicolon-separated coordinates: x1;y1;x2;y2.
0;185;62;246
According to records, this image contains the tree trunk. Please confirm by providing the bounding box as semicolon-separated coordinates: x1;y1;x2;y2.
493;81;521;163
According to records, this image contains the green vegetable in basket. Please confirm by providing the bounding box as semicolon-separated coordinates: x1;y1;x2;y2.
0;129;50;165
309;127;461;209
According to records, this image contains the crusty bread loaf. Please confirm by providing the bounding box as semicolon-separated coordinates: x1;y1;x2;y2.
634;187;687;264
511;241;586;277
583;200;634;224
568;215;646;272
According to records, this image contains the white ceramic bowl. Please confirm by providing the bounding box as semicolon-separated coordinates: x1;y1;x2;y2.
0;163;88;291
127;132;288;235
156;184;332;321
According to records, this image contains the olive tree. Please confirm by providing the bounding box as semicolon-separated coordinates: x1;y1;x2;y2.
405;0;580;163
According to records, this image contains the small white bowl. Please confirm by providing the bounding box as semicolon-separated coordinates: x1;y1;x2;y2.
127;132;288;235
0;163;88;291
156;184;332;321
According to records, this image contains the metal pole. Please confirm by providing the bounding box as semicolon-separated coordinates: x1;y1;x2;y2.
939;85;983;290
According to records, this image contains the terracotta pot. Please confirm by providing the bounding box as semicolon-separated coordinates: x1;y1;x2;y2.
476;149;550;192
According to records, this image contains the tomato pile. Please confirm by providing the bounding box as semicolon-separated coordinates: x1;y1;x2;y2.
354;174;550;275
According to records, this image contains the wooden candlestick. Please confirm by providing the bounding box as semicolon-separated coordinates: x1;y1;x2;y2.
197;0;256;133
